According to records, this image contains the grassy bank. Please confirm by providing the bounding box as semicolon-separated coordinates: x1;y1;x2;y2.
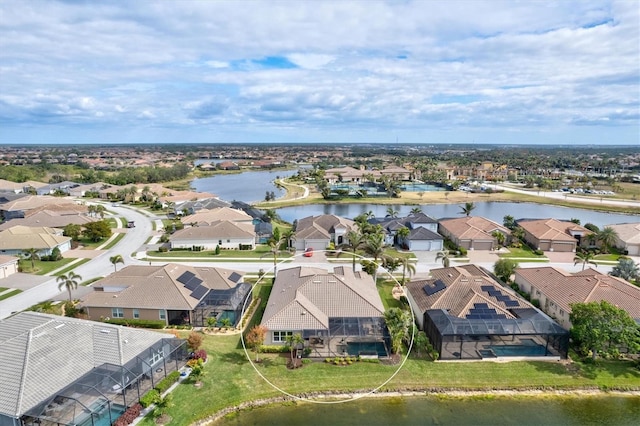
138;333;640;426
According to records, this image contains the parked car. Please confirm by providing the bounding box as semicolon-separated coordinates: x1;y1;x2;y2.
303;247;314;257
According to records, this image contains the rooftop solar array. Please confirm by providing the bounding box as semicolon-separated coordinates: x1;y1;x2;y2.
229;272;242;283
177;271;195;284
184;277;203;291
466;303;507;320
423;279;446;296
480;286;519;308
190;285;209;300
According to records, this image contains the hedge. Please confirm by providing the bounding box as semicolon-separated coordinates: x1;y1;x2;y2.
112;403;142;426
154;370;180;394
260;345;290;353
139;389;160;408
104;318;165;329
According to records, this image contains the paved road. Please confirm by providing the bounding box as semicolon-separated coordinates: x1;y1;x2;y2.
0;204;158;318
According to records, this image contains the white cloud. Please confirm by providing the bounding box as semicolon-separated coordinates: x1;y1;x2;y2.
0;0;637;144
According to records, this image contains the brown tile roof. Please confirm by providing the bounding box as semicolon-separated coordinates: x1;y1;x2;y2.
171;220;255;240
0;196;78;212
261;266;385;330
0;225;71;250
606;222;640;244
181;207;252;225
406;265;529;318
294;214;356;240
515;266;640;320
81;264;244;310
518;218;591;242
0;210;96;231
439;216;510;241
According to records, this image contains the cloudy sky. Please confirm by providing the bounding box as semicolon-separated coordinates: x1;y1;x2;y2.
1;0;638;145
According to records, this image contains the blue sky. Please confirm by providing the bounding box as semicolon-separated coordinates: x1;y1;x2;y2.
0;0;638;145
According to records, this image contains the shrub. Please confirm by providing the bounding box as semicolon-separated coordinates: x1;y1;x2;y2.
260;345;290;353
187;330;204;351
112;403;142;426
139;389;160;408
158;246;169;253
458;246;468;256
192;349;208;362
154;371;180;394
104;318;165;329
325;358;332;363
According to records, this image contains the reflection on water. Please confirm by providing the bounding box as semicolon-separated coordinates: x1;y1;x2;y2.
215;395;640;426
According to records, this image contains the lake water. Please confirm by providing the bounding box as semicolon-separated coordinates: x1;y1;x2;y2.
189;170;637;228
215;395;640;426
191;169;300;204
275;202;637;229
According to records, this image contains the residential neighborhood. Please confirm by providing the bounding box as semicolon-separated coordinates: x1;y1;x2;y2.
0;144;639;426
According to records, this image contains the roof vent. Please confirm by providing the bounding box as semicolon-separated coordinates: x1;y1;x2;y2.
100;329;111;334
54;324;65;329
301;312;306;315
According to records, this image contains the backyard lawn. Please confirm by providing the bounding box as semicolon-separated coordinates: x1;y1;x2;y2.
500;246;548;260
18;258;76;275
138;333;640;426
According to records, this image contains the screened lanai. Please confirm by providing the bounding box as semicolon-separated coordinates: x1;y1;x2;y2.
191;282;252;327
424;308;569;360
303;316;390;358
22;338;187;426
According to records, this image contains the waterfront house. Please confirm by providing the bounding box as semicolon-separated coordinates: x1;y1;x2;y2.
170;220;256;250
261;266;389;358
604;222;640;256
370;212;443;251
405;265;568;360
293;214;357;251
514;266;640;329
81;263;250;327
438;216;510;251
516;218;592;252
0;312;187;426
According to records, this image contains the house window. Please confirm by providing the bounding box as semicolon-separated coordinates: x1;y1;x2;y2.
133;309;139;319
159;309;166;320
227;239;231;243
218;240;223;245
273;331;293;342
112;308;124;318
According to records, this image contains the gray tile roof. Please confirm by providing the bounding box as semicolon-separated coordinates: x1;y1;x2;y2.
0;312;169;419
261;266;385;331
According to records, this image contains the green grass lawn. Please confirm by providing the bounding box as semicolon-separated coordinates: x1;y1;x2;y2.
377;280;403;310
0;289;22;301
138;333;640;426
53;259;91;276
593;253;622;262
100;232;126;250
19;258;76;275
500;246;547;259
149;245;295;260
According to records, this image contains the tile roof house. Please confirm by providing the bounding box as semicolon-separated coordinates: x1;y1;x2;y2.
170;220;256;250
514;266;640;329
0;196;79;220
0;312;186;426
173;198;230;216
293;214;357;251
81;263;250;327
405;265;568;360
605;222;640;256
0;225;72;257
370;212;443;251
517;218;592;252
180;207;253;225
261;266;389;357
0;204;95;231
438;216;510;251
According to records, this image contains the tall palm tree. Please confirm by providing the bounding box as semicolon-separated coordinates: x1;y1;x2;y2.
261;236;287;277
338;230;365;272
399;257;416;285
597;226;619;254
396;226;410;248
435;250;451;268
110;254;124;272
57;271;82;302
410;207;422;215
363;233;388;280
385;206;399;218
22;248;40;270
574;251;597;271
459;202;476;217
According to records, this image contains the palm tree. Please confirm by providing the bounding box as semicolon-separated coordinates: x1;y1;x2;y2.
282;229;296;250
492;231;506;248
363;233;388;280
410;207;422;215
385;206;399;218
574;251;597;271
396;226;410;248
338;230;365;272
597;227;619;254
22;248;40;270
399;257;416;285
57;271;82;302
110;254;124;272
435;250;451;268
459;202;475;217
261;236;287;277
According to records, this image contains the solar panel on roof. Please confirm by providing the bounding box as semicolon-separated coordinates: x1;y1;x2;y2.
495;314;507;319
466;314;481;319
504;300;519;307
480;286;494;292
488;290;502;297
423;279;446;296
474;303;489;309
190;285;209;300
184;277;203;291
229;272;242;283
496;295;511;302
177;271;195;284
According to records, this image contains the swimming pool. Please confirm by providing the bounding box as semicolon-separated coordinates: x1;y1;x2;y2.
346;341;388;357
400;183;445;192
76;402;126;426
487;343;548;357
